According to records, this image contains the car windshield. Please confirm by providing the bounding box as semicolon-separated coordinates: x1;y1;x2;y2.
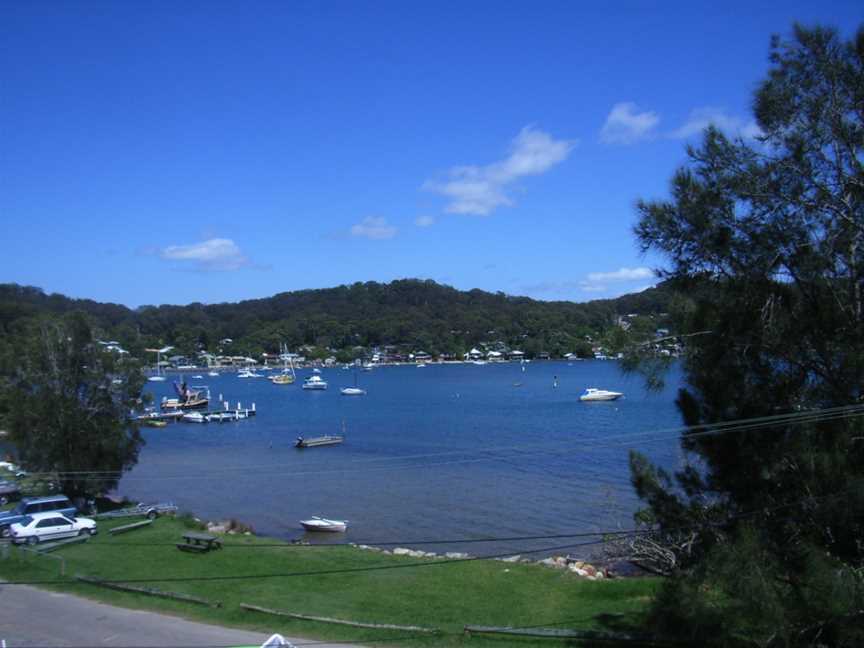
19;515;33;526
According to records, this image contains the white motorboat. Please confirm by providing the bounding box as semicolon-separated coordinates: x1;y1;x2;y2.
300;516;347;533
208;370;219;377
238;369;264;378
579;388;624;402
302;375;328;390
182;411;208;423
340;387;365;395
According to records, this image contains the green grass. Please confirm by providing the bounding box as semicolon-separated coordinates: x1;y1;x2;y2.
0;516;658;646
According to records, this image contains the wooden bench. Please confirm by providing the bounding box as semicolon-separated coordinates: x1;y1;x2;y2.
109;519;153;535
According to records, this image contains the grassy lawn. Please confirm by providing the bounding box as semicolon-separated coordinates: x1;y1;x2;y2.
0;516;658;646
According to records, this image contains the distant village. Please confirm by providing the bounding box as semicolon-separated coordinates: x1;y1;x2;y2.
98;312;681;371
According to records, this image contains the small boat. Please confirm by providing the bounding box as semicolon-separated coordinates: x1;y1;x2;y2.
302;375;328;390
207;370;219;377
300;516;347;533
271;373;295;385
238;369;264;378
579;388;624;402
192;374;203;379
312;368;322;374
295;434;344;448
182;411;208;423
148;376;167;382
340;372;365;395
142;419;168;428
207;411;238;423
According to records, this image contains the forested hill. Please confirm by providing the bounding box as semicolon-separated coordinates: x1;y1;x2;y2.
0;280;672;360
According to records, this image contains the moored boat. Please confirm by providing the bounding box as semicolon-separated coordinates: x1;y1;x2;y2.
302;375;328;390
579;388;624;402
295;434;343;448
300;516;347;532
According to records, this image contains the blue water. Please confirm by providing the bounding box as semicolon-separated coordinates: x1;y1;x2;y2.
120;361;684;556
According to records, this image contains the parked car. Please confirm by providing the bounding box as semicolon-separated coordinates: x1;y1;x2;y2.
0;495;77;536
9;511;97;545
0;480;22;506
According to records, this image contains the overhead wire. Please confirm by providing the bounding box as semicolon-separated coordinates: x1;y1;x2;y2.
19;403;864;481
1;483;858;586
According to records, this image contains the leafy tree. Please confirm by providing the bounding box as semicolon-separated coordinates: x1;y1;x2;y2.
4;313;147;501
626;24;864;645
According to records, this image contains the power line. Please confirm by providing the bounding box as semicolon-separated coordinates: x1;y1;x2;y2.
0;537;613;586
3;485;859;587
21;403;864;481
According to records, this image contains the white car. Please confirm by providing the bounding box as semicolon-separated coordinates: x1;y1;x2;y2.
9;511;97;545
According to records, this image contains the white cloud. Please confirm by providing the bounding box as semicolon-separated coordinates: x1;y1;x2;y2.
160;238;248;271
414;215;436;228
586;267;654;283
578;266;655;294
423;126;575;216
670;107;762;140
600;102;660;145
350;216;397;240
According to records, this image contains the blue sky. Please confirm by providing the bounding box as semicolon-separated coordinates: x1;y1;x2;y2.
2;1;861;307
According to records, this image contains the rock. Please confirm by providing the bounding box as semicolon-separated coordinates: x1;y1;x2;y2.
500;555;521;563
444;552;469;559
538;558;560;568
583;564;597;577
392;547;412;556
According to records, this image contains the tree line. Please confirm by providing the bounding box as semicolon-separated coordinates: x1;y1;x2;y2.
0;279;672;362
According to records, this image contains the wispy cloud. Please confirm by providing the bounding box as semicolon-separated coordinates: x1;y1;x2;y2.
423;126;575;216
600;102;660;145
579;266;655;294
586;267;654;283
350;216;397;240
669;107;762;140
160;238;249;271
414;215;436;228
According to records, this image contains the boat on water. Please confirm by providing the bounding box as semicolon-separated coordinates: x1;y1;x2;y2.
208;370;219;377
141;419;168;428
302;375;328;390
146;346;173;382
269;345;297;385
161;381;210;410
579;388;624;402
340;372;365;395
182;411;208;423
238;369;264;378
295;434;344;448
299;516;348;532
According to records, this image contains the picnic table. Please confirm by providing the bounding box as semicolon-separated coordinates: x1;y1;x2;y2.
177;531;222;553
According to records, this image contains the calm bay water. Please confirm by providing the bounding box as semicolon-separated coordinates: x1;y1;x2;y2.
121;360;684;556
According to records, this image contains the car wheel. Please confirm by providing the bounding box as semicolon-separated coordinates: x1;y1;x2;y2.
78;528;92;537
0;526;10;538
26;535;38;545
0;495;8;506
146;510;157;520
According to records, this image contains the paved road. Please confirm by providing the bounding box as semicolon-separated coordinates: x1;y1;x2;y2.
0;585;357;647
